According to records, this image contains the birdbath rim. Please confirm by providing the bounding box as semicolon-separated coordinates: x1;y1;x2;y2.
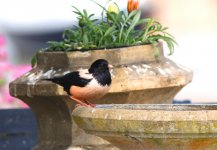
72;103;217;135
94;104;217;111
72;104;217;123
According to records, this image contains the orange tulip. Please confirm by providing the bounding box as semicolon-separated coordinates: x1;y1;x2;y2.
127;0;140;13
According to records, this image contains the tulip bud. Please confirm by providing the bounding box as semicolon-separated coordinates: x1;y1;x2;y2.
127;0;140;13
108;2;119;14
79;17;86;27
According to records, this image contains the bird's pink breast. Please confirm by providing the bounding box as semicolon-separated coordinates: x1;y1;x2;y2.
69;84;110;101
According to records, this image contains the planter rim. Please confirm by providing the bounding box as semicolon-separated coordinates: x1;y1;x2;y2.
41;43;160;53
36;43;164;68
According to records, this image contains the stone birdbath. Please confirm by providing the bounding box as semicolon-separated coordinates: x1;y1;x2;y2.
73;104;217;150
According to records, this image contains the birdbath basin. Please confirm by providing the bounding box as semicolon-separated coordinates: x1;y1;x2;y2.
73;104;217;150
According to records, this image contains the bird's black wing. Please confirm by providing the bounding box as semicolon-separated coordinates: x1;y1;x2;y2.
45;71;92;95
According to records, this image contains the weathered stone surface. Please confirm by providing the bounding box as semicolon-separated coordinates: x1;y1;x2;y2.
37;44;164;68
73;104;217;150
15;96;74;150
9;44;192;149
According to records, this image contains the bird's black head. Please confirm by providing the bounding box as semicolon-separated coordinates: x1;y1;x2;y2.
89;59;111;74
89;59;112;86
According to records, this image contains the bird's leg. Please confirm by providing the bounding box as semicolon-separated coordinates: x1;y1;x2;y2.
69;96;91;107
84;100;96;108
75;104;82;108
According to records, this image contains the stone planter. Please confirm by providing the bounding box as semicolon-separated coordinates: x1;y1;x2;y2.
9;44;192;149
73;104;217;150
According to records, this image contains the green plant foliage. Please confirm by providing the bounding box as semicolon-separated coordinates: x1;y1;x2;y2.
0;79;5;85
31;54;37;68
46;1;177;56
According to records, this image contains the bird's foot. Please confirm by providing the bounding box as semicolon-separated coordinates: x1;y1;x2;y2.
89;103;96;107
70;96;91;107
84;100;96;108
70;96;95;107
75;104;92;108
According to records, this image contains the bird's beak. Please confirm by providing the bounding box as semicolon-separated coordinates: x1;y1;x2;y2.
108;64;113;69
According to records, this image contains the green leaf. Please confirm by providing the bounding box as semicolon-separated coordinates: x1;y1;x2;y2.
72;10;82;16
90;0;108;13
72;6;82;15
135;18;146;26
127;10;139;20
0;79;5;85
88;14;95;19
154;47;160;58
82;33;88;44
104;25;116;37
124;11;141;42
118;10;138;42
31;54;37;68
83;9;88;17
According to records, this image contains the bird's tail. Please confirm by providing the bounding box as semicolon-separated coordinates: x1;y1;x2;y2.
43;77;71;95
42;77;64;86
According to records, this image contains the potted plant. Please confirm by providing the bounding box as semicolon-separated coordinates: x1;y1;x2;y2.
10;0;192;149
45;0;175;57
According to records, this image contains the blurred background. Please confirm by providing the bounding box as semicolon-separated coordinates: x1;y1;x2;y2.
0;0;217;108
